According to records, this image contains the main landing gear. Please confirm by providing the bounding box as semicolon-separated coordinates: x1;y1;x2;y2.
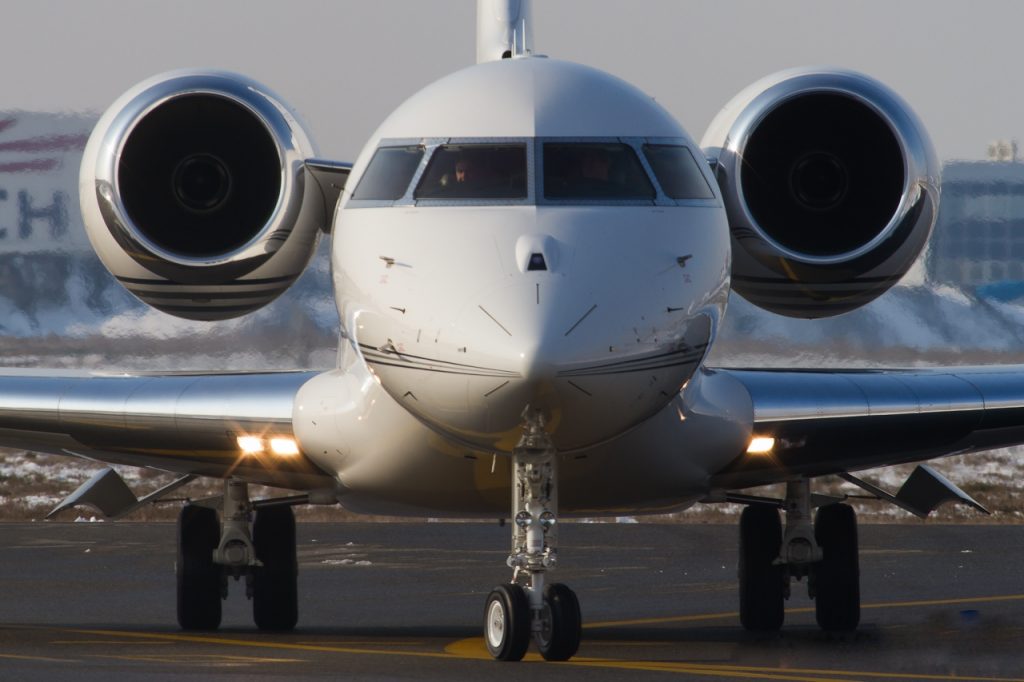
739;479;860;633
484;410;582;662
176;479;299;631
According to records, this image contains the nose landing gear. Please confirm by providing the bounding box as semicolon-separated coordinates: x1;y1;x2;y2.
484;410;582;662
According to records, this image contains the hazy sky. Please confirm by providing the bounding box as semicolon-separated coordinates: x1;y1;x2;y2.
3;1;1021;162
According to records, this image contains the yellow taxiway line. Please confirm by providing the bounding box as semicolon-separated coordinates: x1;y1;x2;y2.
585;593;1024;629
0;652;77;663
12;592;1021;681
50;622;1024;682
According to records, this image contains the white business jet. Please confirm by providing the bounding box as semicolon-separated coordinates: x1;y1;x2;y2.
0;0;1013;663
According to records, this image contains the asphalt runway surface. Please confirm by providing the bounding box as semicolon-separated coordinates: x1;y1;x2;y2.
1;520;1023;681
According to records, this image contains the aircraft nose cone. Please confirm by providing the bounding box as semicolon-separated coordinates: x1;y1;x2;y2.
518;342;556;384
456;280;710;451
479;282;582;378
364;274;712;453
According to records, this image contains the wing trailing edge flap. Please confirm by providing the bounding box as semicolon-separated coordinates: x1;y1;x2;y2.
840;464;989;518
47;467;195;520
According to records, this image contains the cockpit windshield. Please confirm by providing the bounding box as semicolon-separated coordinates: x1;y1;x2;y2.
347;138;717;208
414;144;527;199
642;145;715;200
543;143;655;200
351;145;424;201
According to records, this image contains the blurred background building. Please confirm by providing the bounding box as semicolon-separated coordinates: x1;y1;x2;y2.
926;140;1024;300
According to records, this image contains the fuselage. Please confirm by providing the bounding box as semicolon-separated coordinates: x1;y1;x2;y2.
335;57;730;451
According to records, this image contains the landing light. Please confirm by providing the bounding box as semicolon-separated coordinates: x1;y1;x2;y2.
746;436;775;455
270;438;300;457
237;436;265;454
237;435;300;457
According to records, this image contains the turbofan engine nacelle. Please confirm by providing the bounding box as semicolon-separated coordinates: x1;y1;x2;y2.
80;70;327;320
701;68;940;318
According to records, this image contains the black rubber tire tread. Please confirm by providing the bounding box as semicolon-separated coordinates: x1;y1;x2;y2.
252;506;299;631
176;504;222;630
537;583;582;661
738;504;785;631
484;584;531;661
814;503;860;631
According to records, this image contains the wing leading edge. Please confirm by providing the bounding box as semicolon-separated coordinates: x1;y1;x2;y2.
4;364;1023;502
0;369;333;490
706;365;1024;490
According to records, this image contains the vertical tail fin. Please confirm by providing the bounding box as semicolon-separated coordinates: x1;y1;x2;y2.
476;0;534;63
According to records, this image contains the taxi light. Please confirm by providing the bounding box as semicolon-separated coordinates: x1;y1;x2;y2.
746;436;775;455
237;436;265;454
270;437;300;456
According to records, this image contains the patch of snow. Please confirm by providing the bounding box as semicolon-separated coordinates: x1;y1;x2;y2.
20;493;60;507
321;558;372;566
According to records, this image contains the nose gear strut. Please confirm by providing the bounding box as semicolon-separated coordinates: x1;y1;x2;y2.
483;407;581;662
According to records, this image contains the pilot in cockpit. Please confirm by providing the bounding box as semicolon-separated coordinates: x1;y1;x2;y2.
454;158;473;185
416;145;526;200
439;156;475;190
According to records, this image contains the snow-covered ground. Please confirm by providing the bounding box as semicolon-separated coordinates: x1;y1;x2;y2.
712;284;1024;369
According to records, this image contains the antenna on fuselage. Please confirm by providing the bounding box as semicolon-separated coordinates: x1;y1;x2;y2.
476;0;534;63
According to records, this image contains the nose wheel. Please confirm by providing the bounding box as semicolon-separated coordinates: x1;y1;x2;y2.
484;584;530;661
534;582;581;661
484;582;581;662
484;409;582;662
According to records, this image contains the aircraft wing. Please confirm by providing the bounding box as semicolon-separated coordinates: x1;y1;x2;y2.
5;362;1023;511
706;365;1024;491
0;369;334;491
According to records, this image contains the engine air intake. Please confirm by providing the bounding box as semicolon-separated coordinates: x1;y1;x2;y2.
702;68;939;318
119;95;282;258
741;94;904;258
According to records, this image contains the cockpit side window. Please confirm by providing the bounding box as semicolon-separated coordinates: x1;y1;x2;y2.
351;145;424;201
414;144;527;200
642;145;715;200
543;143;655;200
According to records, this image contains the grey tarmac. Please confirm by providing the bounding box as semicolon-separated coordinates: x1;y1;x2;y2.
0;520;1022;681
